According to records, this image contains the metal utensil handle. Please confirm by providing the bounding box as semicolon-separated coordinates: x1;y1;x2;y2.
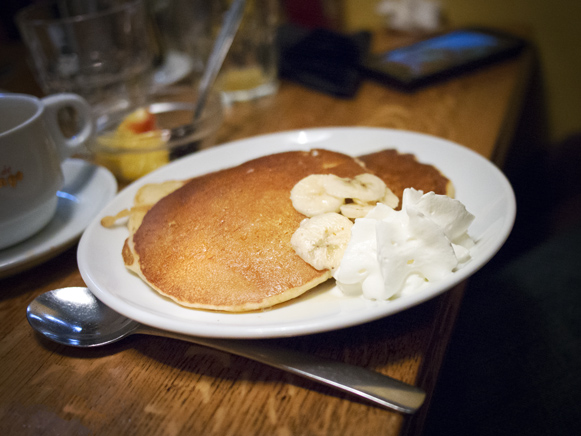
194;0;246;121
145;327;426;414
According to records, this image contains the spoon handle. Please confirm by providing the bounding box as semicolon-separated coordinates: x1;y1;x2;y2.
194;0;246;121
142;327;425;414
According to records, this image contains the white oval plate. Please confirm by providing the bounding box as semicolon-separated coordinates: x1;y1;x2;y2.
78;127;516;339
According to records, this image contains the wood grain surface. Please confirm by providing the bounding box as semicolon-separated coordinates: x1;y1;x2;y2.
0;30;533;436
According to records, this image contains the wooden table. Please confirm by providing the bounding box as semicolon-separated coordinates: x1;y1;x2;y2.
0;30;532;435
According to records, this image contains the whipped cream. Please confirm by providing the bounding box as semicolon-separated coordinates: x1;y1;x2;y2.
333;188;475;300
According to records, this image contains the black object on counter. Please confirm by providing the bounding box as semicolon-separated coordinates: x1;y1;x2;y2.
278;25;371;98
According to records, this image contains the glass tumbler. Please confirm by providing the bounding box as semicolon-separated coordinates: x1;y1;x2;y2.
211;0;280;102
17;0;155;124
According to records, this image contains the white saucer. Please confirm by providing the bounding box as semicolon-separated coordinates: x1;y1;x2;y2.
153;50;194;86
0;159;117;279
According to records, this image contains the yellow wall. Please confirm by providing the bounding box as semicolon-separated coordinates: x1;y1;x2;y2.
342;0;385;30
342;0;581;144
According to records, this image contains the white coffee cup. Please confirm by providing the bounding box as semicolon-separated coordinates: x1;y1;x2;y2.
0;93;94;250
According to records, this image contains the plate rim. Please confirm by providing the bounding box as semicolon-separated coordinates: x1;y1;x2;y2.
77;126;516;338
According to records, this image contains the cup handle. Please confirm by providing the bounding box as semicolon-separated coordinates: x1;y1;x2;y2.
41;93;95;161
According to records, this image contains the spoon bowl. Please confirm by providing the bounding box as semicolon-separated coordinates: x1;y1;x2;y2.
27;287;426;414
27;287;139;347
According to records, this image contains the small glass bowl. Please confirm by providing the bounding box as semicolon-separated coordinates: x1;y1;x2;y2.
88;89;223;183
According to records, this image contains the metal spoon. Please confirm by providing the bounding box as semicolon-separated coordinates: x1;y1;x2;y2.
192;0;246;121
27;287;425;414
127;0;244;144
150;0;244;145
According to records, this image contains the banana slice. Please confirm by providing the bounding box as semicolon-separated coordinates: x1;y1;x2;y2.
290;212;353;271
340;202;374;219
339;184;399;219
290;174;344;217
379;186;399;209
323;173;387;203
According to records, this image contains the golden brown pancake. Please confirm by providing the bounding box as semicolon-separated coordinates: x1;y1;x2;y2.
119;147;453;312
359;149;454;202
123;149;374;312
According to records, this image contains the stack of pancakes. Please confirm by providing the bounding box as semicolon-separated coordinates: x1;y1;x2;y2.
119;149;452;312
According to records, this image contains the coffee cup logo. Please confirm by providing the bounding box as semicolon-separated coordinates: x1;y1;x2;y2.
0;166;23;188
